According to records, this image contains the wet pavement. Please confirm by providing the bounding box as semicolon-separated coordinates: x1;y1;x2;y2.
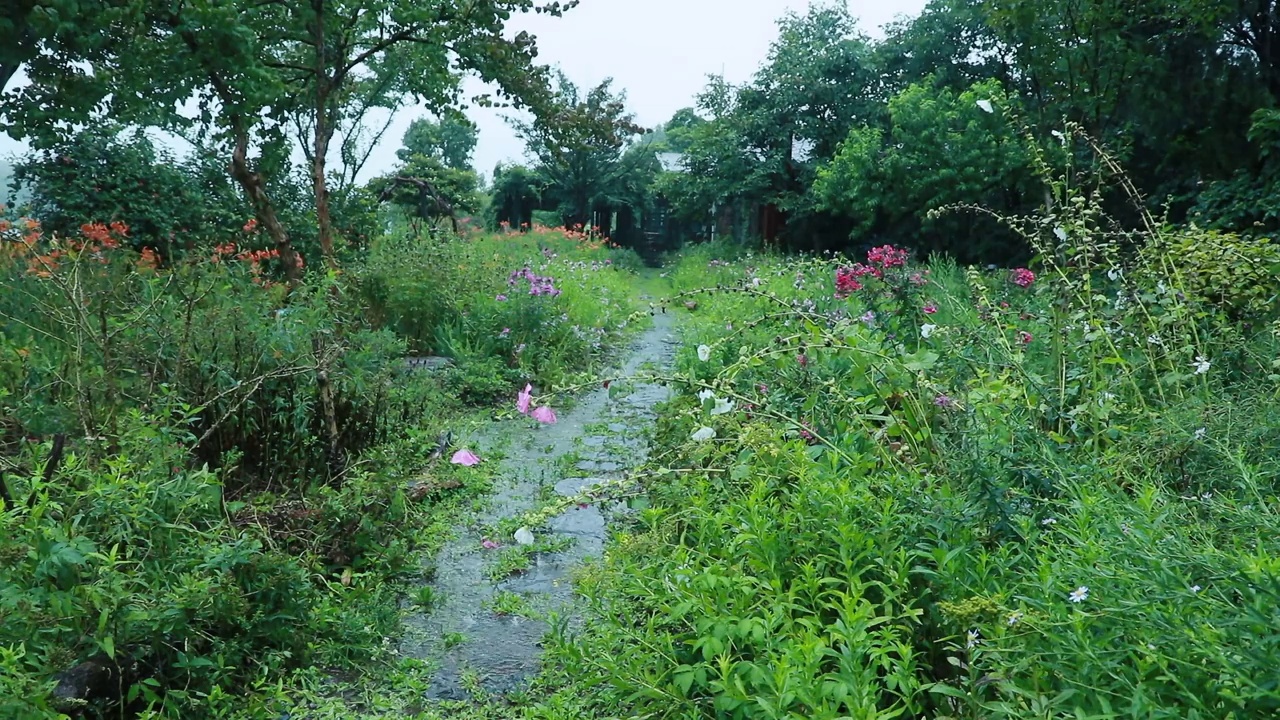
399;304;676;702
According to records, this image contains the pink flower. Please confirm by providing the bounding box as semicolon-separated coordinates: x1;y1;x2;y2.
517;384;533;415
481;538;500;549
532;405;557;424
934;394;955;408
834;267;863;298
797;353;809;367
866;245;910;268
1011;268;1035;288
496;294;508;301
923;304;938;315
451;449;481;466
1019;330;1033;344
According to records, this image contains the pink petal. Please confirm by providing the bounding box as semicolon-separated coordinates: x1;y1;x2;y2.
516;383;532;415
532;406;557;424
451;449;481;466
481;538;499;549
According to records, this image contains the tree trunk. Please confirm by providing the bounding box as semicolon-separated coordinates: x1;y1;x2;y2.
228;129;301;282
311;1;339;269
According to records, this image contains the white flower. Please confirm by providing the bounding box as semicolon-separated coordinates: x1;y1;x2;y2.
1051;129;1066;144
1193;427;1207;440
1068;586;1089;603
1190;585;1202;593
1006;611;1024;626
1042;518;1057;526
976;99;994;113
514;527;535;546
1147;334;1163;345
711;398;735;416
966;629;981;649
1156;280;1168;295
1054;227;1068;242
920;323;937;339
697;388;716;402
1192;356;1211;375
697;344;712;362
691;426;717;442
1107;267;1122;281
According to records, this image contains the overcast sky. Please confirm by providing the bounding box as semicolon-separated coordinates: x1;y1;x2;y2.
0;0;928;185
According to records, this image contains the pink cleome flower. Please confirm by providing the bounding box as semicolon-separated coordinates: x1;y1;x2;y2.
1011;268;1035;288
1019;330;1033;344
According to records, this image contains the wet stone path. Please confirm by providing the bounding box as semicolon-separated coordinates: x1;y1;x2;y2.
399;306;676;702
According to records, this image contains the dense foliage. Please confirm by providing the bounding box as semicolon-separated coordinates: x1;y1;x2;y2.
521;145;1280;719
0;215;642;717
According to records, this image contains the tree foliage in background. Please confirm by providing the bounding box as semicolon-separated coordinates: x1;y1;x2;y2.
1;0;574;277
643;0;1280;260
814;79;1034;263
511;74;646;229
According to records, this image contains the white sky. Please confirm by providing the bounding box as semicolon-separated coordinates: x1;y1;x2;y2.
0;0;928;186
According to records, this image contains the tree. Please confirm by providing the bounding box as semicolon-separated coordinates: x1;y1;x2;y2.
814;79;1034;262
398;112;479;171
3;0;575;278
658;5;882;247
512;74;645;229
372;119;482;233
490;163;542;229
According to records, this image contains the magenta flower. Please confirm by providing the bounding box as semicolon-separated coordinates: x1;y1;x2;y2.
1011;268;1035;288
532;405;557;424
934;394;955;409
923;304;938;315
451;449;481;466
1019;330;1034;344
517;383;532;415
496;294;508;301
481;538;500;549
797;354;809;367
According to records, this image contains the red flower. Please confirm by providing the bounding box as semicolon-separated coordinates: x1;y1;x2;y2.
1018;330;1033;344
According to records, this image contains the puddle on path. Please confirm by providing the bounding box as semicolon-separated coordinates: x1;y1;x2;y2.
400;305;677;701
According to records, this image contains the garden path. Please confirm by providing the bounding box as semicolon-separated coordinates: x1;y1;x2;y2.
399;299;676;702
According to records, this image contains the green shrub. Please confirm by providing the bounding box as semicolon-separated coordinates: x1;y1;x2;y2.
1145;227;1280;323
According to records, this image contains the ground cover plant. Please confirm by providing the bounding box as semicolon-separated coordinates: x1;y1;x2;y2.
0;212;642;718
523;138;1280;719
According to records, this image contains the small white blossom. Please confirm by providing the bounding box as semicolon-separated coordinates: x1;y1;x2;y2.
1193;427;1207;440
976;99;994;113
1051;129;1066;144
1193;356;1211;375
1069;586;1089;603
1007;611;1024;626
1054;227;1068;242
1190;585;1202;594
697;345;712;362
920;323;938;339
1042;518;1057;526
697;389;716;402
514;527;535;546
1156;280;1168;295
966;629;981;649
710;398;735;416
691;426;716;442
1147;334;1163;345
1107;267;1122;281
